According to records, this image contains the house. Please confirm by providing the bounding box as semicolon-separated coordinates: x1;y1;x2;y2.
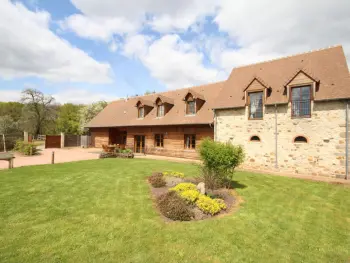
87;45;350;178
213;45;350;178
86;82;224;159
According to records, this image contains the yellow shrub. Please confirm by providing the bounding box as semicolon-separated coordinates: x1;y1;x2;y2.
163;171;185;178
195;194;223;215
215;198;227;210
170;183;197;193
179;190;200;204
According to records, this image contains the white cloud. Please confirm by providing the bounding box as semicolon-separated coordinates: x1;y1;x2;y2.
123;34;224;89
52;89;119;104
62;0;216;38
0;90;22;102
0;0;113;84
214;0;350;68
60;14;138;42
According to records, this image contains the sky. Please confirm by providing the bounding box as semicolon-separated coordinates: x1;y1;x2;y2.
0;0;349;104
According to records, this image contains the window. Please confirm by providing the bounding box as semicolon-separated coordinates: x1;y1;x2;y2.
184;134;196;149
248;91;263;119
157;104;165;117
294;136;308;143
155;134;164;147
138;107;144;118
186;101;196;115
250;135;261;142
291;85;311;117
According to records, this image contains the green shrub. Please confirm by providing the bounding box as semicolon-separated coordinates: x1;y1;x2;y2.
14;140;38;156
157;191;194;221
121;149;132;153
199;138;245;189
163;171;185;178
195;194;223;215
148;172;166;188
170;182;197;193
179;189;200;204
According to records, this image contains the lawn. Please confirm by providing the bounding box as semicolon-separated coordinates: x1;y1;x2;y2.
0;159;349;263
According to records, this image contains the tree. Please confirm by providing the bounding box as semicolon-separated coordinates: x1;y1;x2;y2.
0;115;18;152
79;101;108;132
0;102;24;121
56;103;83;134
21;89;56;136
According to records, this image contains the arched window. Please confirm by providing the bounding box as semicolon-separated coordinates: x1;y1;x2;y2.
294;136;308;143
250;135;261;142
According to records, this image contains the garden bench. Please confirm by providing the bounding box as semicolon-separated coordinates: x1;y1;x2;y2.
0;153;15;169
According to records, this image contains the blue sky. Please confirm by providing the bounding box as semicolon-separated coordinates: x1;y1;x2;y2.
0;0;349;104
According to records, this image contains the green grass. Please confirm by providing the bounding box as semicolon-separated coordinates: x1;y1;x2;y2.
0;159;349;263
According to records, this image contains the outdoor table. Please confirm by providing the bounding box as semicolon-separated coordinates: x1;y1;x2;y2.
0;153;15;169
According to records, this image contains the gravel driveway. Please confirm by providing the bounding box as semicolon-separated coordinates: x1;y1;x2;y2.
0;147;101;170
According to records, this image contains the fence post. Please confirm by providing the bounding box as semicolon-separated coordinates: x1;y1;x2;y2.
51;151;55;164
60;132;65;148
24;131;29;143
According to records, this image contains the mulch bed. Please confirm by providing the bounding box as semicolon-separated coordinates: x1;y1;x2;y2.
149;176;242;222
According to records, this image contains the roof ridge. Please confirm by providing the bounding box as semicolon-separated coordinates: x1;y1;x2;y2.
231;45;342;70
123;81;225;100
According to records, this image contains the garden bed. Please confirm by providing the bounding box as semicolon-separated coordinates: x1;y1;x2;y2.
148;171;240;221
99;151;134;159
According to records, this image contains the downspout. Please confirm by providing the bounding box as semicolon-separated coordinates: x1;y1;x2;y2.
213;110;217;142
346;101;349;180
275;104;278;169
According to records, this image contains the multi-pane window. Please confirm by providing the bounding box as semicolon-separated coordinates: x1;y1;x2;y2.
157;104;165;117
184;134;196;149
155;134;164;147
291;86;311;117
248;91;263;119
186;101;196;115
138;107;144;118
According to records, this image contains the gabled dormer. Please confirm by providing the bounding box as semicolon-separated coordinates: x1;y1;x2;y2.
284;69;320;118
135;99;153;119
154;95;174;118
183;90;205;116
244;76;270;120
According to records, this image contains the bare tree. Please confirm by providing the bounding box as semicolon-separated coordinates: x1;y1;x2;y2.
21;89;55;136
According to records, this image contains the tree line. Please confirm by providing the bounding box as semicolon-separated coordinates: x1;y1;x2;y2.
0;88;108;137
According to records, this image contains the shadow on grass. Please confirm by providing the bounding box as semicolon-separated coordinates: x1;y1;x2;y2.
229;180;247;189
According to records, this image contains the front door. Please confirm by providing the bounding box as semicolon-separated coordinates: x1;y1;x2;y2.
134;135;145;153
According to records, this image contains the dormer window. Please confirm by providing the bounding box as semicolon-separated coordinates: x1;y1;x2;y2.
186;100;196;115
248;91;263;119
157;104;164;117
291;85;311;118
138;107;144;118
183;91;204;116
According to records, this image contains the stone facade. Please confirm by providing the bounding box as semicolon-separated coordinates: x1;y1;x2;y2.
215;100;348;178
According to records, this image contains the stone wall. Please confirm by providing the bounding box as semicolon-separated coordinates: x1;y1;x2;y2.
215;100;347;178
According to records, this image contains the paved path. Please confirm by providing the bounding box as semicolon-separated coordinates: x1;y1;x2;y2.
0;147;101;170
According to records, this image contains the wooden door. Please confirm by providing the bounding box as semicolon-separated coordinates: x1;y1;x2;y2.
134;135;145;153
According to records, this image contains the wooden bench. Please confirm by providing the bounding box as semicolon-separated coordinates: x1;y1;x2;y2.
0;153;15;169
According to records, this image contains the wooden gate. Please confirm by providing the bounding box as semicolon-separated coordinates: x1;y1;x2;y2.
45;135;61;148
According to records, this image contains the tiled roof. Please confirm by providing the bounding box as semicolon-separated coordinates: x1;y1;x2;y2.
86;81;224;128
214;45;350;108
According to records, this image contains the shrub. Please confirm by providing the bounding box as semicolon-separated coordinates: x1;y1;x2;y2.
148;172;166;188
195;194;223;215
163;171;185;178
179;189;200;204
170;182;197;193
214;198;227;210
121;149;132;153
157;191;194;221
199;138;245;189
99;152;116;159
14;140;38;156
